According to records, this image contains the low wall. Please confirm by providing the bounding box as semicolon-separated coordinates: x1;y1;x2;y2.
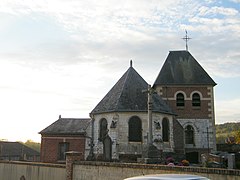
1;159;240;180
0;161;65;180
73;161;240;180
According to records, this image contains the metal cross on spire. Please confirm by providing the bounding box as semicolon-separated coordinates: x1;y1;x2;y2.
182;30;191;51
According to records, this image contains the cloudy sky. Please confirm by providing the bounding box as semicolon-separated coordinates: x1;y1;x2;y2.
0;0;239;142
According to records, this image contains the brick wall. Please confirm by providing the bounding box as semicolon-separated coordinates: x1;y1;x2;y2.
40;135;86;163
155;85;216;153
157;86;213;119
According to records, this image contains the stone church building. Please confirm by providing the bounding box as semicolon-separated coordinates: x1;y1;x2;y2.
40;50;216;164
89;50;216;163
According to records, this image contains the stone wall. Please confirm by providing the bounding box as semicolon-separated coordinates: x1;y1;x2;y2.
1;159;240;180
73;161;240;180
92;112;175;161
217;144;240;153
156;85;216;153
0;161;65;180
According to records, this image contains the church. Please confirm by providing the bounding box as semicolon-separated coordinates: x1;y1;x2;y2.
89;50;217;163
40;50;217;164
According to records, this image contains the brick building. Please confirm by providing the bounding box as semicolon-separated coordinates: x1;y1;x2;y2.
90;50;216;163
40;50;216;164
153;51;217;163
39;116;91;163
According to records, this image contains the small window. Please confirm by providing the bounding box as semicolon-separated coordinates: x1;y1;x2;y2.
176;93;185;107
185;125;194;144
162;118;169;142
58;142;69;160
99;118;108;141
192;93;201;107
128;116;142;142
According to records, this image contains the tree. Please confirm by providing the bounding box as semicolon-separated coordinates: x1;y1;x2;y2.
235;130;240;144
24;140;41;152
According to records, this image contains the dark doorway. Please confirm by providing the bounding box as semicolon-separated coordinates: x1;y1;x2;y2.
186;151;199;163
103;135;112;161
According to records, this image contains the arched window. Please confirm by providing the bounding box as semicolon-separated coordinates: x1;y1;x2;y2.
185;125;194;144
162;118;169;142
99;118;108;141
128;116;142;142
176;93;185;107
192;93;201;107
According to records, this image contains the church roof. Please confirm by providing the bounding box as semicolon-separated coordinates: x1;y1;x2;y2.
91;62;174;115
153;51;216;86
39;117;91;135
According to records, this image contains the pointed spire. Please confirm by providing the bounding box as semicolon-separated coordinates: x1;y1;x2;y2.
130;60;133;67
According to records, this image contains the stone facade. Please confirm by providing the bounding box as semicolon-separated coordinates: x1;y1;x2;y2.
155;85;216;161
92;112;174;161
40;51;217;164
88;51;217;163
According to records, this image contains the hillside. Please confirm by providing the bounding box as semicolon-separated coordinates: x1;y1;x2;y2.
216;122;240;144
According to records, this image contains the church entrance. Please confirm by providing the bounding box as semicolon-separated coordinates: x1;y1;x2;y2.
103;135;112;161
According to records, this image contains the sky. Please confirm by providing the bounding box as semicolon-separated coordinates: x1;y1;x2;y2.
0;0;239;142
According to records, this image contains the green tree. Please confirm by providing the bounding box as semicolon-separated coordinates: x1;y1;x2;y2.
235;130;240;144
24;140;41;152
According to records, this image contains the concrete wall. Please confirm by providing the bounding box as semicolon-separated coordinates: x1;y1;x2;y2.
73;161;240;180
0;161;65;180
1;160;240;180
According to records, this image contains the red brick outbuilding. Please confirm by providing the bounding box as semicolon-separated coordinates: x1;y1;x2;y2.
39;116;91;163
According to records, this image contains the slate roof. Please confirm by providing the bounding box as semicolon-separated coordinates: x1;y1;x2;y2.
153;51;216;86
91;64;174;115
0;141;40;156
39;117;91;135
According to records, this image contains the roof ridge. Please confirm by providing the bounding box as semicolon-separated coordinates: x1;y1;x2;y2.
91;64;174;115
115;66;133;110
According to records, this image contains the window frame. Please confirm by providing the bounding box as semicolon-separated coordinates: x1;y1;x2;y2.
192;93;201;107
184;125;194;145
99;118;108;142
128;116;142;142
176;93;185;107
162;118;169;142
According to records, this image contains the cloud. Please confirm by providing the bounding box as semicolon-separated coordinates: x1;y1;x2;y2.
198;6;238;16
0;0;239;142
216;98;240;124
